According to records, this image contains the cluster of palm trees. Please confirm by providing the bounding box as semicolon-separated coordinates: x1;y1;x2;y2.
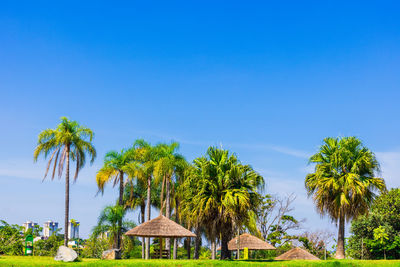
95;139;187;259
34;117;387;260
95;141;264;260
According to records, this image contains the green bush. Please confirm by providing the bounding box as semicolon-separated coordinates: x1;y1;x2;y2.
0;220;24;255
34;235;63;256
348;188;400;259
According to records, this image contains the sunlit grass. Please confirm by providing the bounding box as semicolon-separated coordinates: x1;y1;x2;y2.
1;256;400;267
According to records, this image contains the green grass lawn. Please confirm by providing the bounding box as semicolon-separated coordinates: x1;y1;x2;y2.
1;256;400;267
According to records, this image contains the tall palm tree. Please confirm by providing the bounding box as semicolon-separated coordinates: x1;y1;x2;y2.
153;142;185;255
124;178;161;258
92;204;136;249
34;117;96;246
171;159;190;259
96;148;135;249
131;139;158;259
305;137;386;259
181;157;218;259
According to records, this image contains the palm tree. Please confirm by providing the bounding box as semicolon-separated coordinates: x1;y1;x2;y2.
124;178;161;258
224;163;263;259
92;204;136;249
153;142;185;255
305;137;386;259
171;159;190;259
131;139;158;259
180;147;264;259
96;148;135;249
34;117;96;246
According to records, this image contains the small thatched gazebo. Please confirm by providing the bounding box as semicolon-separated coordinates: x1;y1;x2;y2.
275;247;320;260
228;233;275;251
125;215;196;259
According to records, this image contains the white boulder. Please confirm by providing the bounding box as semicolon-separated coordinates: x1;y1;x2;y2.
54;246;78;262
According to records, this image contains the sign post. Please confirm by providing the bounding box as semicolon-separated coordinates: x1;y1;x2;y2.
25;235;33;256
243;247;249;260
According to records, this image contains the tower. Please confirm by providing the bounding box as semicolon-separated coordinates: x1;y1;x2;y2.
68;220;79;239
22;221;37;233
43;221;58;237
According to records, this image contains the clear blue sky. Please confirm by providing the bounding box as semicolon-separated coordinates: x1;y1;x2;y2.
1;1;400;239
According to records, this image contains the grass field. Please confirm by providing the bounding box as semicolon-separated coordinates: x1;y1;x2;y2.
1;256;400;267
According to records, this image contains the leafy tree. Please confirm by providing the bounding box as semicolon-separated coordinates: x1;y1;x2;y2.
0;220;24;255
305;137;386;258
372;226;389;259
81;234;109;258
256;194;302;248
348;188;400;259
24;225;43;238
34;232;63;256
298;230;334;259
34;117;96;246
96;149;135;249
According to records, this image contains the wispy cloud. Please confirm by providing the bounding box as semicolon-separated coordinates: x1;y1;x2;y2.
375;151;400;189
0;159;44;180
227;143;311;159
120;129;313;159
0;158;99;186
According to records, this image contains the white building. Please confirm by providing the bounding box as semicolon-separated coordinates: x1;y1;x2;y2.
68;220;79;239
43;221;58;237
99;231;111;239
22;221;37;233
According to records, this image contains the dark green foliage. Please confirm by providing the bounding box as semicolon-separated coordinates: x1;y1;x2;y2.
81;235;109;258
0;220;24;255
121;236;141;259
348;188;400;259
24;225;43;238
34;234;63;256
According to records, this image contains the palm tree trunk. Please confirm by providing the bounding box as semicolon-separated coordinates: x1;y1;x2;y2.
158;175;166;259
165;176;171;256
220;226;232;260
194;226;201;259
335;213;345;259
186;237;191;259
141;203;145;259
117;171;124;249
211;239;216;260
64;145;70;247
237;227;240;259
160;176;165;215
145;175;151;259
173;198;179;259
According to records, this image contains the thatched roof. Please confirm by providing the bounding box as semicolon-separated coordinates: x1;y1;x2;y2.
227;233;275;250
275;247;320;260
125;215;196;238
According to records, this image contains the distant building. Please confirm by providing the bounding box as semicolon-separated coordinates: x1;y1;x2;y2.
43;221;58;237
68;220;79;239
99;231;111;239
23;221;37;232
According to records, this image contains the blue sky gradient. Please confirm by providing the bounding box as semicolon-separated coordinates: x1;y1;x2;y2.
1;1;400;239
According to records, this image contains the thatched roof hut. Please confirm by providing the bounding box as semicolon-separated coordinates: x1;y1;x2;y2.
125;215;196;238
275;247;320;260
227;233;275;250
